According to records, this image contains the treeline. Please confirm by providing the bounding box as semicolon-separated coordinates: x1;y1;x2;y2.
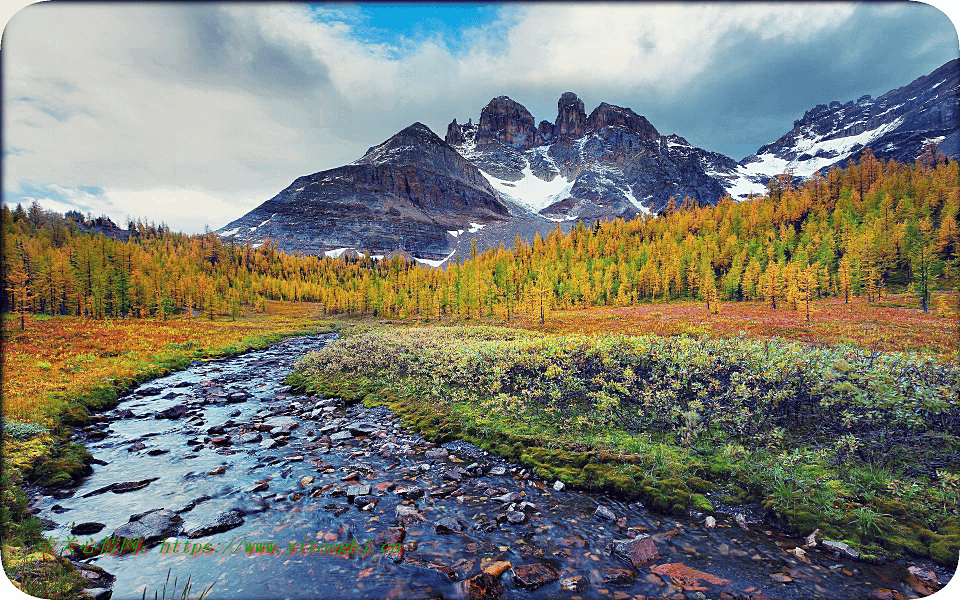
3;150;959;324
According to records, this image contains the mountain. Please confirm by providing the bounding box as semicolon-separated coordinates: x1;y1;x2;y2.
217;60;958;262
718;58;960;198
445;92;728;221
215;123;510;261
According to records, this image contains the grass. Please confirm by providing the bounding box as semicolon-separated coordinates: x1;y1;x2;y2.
293;324;960;567
0;300;334;598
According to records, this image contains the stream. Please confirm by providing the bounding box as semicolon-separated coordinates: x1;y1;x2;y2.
31;334;954;599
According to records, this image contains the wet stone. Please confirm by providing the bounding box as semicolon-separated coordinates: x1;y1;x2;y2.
458;572;503;600
347;484;371;501
560;575;588;591
240;432;262;443
821;539;860;560
512;563;559;590
330;431;353;442
436;517;466;534
395;505;425;525
155;404;189;420
601;567;636;586
185;510;244;538
127;442;146;452
595;505;617;521
611;534;659;567
111;478;159;494
71;522;106;535
111;509;182;546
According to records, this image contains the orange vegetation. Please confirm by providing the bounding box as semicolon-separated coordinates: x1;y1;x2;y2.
1;301;325;421
509;293;959;358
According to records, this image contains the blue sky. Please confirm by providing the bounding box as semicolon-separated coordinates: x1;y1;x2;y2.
3;2;958;233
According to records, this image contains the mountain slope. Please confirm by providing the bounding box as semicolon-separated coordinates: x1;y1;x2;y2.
216;123;510;260
720;59;960;198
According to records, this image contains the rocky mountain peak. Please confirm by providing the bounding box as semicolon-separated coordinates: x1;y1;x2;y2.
586;102;660;140
477;96;538;150
555;92;587;139
553;92;587;139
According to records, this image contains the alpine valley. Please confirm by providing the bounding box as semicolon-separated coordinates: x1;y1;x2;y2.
217;59;959;264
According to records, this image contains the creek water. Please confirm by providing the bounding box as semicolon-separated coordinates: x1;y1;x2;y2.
32;334;953;599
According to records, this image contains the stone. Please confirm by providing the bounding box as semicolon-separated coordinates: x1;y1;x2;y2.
425;448;449;459
185;510;244;538
210;436;231;447
458;572;503;600
240;432;262;443
611;534;659;567
734;513;748;530
553;480;565;491
821;539;860;560
595;505;617;521
264;416;298;430
705;515;717;528
492;491;521;504
330;430;353;442
395;505;425;525
259;439;277;449
649;563;731;590
208;466;226;475
127;441;146;452
504;510;527;524
601;568;635;586
155;404;189;420
511;563;559;590
346;421;378;436
300;476;315;486
560;575;588;591
489;466;507;476
805;528;822;547
770;573;794;583
436;517;466;534
111;478;159;494
71;522;105;535
394;485;424;500
111;509;182;546
346;484;372;501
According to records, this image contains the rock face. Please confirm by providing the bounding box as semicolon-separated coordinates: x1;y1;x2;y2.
477;97;538;150
217;59;958;261
217;123;510;261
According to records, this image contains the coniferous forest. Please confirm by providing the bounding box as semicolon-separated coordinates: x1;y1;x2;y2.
4;150;960;325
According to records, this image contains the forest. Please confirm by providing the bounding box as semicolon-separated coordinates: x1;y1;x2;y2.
3;150;959;327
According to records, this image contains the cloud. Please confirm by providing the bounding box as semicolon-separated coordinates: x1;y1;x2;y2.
3;2;956;232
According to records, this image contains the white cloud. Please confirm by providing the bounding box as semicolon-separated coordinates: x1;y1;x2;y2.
1;2;946;233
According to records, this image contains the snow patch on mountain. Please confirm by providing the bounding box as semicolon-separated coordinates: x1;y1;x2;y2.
724;117;906;199
480;165;574;212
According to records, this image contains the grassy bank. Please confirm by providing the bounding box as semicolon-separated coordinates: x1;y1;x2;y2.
1;301;335;598
293;325;960;567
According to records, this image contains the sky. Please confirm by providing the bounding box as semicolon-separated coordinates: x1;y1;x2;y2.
2;1;959;234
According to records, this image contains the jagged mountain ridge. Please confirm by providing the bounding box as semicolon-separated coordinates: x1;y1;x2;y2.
217;60;958;264
446;92;728;221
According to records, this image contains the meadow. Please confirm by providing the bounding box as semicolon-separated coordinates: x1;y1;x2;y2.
293;312;960;568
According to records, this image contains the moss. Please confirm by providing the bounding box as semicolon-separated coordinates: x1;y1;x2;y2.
691;493;713;512
929;538;959;567
31;443;92;488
